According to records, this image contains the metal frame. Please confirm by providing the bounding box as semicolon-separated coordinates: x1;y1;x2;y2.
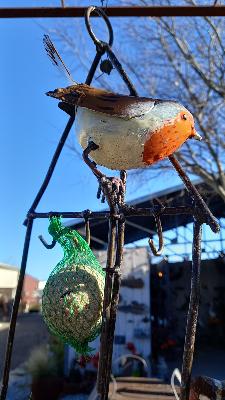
0;5;222;400
0;5;225;18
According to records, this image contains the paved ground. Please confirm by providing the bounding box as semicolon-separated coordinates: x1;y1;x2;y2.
0;313;49;380
1;314;225;399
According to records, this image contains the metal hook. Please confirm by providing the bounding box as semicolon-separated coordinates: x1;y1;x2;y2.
38;235;56;249
83;210;91;246
149;214;164;256
85;6;114;49
85;6;137;97
83;141;105;179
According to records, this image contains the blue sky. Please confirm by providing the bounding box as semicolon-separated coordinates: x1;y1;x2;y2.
1;2;220;280
0;11;112;280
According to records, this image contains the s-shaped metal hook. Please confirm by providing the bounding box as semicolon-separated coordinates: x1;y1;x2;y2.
149;212;164;256
38;235;56;249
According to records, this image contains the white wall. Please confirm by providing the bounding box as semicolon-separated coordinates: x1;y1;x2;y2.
112;247;151;371
0;264;19;289
38;280;46;290
67;247;151;375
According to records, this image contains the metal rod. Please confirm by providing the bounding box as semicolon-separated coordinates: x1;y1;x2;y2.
97;216;117;398
28;205;195;220
82;141;105;179
149;214;164;256
38;235;57;249
1;43;103;400
83;211;92;246
180;220;202;400
0;218;34;400
24;115;75;223
105;46;137;97
86;8;136;97
103;216;126;396
24;50;103;226
85;51;105;87
100;171;127;396
0;6;225;18
85;219;90;245
169;155;220;234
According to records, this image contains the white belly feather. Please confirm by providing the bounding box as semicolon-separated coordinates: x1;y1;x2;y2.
76;103;183;170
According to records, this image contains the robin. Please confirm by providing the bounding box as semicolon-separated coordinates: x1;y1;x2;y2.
44;35;201;171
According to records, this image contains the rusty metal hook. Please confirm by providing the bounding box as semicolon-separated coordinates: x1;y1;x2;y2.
38;235;56;249
149;214;164;256
85;6;136;97
85;6;114;49
83;209;91;246
82;141;105;180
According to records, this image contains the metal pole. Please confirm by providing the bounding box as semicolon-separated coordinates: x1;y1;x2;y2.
180;220;202;400
169;155;219;234
97;216;117;399
0;6;225;18
0;41;103;400
0;218;34;400
102;215;126;396
25;50;103;225
28;205;195;220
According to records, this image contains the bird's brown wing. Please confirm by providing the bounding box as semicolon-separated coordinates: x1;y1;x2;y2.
46;84;157;119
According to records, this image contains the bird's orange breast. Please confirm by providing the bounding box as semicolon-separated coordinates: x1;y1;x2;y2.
143;111;193;165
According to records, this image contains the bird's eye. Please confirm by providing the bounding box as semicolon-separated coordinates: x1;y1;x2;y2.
181;114;187;120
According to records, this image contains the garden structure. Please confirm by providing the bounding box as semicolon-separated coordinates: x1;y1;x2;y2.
0;3;224;400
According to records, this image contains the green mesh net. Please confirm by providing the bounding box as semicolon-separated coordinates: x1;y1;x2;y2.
42;217;105;355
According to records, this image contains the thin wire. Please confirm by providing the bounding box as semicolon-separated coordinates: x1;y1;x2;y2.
101;0;109;7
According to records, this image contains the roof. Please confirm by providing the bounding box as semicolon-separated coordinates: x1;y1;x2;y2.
68;181;224;250
0;264;39;282
0;263;19;272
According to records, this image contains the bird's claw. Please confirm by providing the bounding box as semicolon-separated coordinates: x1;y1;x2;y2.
97;175;126;207
82;142;126;207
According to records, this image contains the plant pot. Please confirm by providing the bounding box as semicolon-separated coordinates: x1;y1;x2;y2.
31;376;64;400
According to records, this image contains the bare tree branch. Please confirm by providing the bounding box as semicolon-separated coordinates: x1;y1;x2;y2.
52;0;225;202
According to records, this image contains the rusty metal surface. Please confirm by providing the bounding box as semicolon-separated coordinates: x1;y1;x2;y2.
180;221;202;400
0;6;225;19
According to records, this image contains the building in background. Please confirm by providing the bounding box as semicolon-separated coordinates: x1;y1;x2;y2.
0;263;40;317
36;280;47;299
66;247;151;376
97;247;151;368
22;274;39;312
151;257;225;346
0;263;19;300
0;263;19;320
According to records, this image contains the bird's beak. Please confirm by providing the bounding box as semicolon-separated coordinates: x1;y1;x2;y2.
193;131;202;141
190;127;202;141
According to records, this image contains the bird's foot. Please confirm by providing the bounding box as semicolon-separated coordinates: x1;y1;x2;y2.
97;172;126;207
82;141;127;208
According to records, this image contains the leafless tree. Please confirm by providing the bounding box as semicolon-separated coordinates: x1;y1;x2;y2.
51;0;225;201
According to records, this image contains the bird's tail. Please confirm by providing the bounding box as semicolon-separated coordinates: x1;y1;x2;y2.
43;34;77;85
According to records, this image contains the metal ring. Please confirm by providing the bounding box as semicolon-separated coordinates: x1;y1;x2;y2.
85;6;114;48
